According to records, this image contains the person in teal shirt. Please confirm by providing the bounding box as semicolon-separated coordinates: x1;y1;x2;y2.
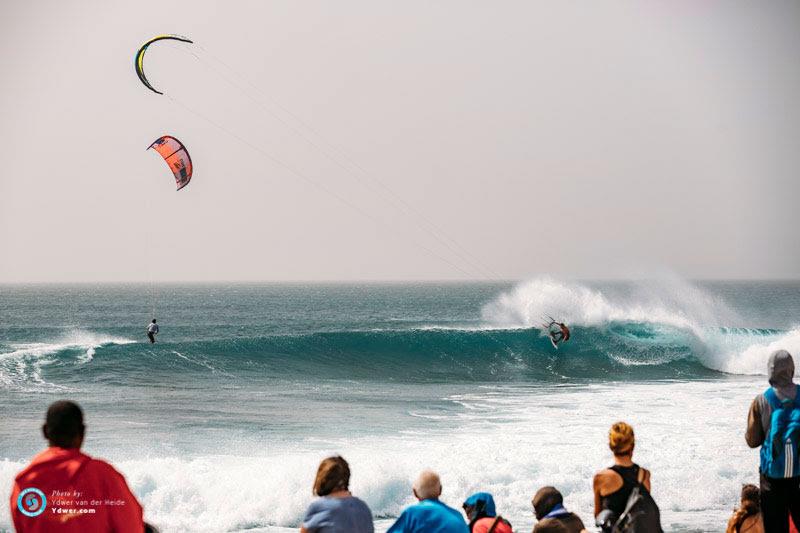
387;470;468;533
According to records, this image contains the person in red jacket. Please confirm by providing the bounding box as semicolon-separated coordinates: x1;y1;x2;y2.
10;400;145;533
461;493;512;533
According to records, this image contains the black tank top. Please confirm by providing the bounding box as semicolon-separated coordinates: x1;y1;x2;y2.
600;464;640;517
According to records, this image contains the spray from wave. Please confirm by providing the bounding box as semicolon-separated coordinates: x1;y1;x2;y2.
0;330;135;391
480;276;735;331
481;277;798;376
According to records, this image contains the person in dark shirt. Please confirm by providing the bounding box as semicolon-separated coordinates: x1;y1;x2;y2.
592;421;651;520
532;486;586;533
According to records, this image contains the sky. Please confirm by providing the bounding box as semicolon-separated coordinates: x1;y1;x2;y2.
1;1;798;282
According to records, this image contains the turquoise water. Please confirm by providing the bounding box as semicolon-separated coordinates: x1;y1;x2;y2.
1;279;798;531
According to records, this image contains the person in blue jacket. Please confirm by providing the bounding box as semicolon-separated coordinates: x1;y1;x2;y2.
387;470;468;533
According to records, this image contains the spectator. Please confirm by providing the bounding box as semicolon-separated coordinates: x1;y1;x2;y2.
9;400;145;533
593;421;661;532
726;484;763;533
300;456;373;533
387;470;468;533
461;492;512;533
745;350;800;533
532;486;586;533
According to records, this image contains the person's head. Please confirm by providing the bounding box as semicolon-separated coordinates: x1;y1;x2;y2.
532;486;563;520
152;319;157;324
42;400;85;449
730;484;760;529
462;492;496;522
609;421;635;457
740;484;759;508
768;350;794;391
312;456;350;496
412;470;442;501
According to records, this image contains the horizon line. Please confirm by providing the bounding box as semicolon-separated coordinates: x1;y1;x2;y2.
1;277;799;285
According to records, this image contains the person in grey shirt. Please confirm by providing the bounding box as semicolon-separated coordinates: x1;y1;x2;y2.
301;456;374;533
745;350;800;532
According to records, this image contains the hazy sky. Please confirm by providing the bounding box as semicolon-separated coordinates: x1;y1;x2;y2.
1;1;798;282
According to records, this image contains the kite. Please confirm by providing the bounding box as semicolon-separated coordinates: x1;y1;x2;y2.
148;136;193;190
135;35;193;95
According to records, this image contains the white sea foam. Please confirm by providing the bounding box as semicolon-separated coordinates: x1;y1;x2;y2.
0;380;765;532
481;276;732;332
702;327;800;376
0;330;135;362
0;330;135;390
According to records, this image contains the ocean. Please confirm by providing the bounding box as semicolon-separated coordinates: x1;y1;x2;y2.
1;278;798;532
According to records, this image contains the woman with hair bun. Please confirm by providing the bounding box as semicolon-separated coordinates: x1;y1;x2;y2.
592;422;652;520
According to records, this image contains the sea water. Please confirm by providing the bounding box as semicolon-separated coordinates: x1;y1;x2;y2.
1;278;798;532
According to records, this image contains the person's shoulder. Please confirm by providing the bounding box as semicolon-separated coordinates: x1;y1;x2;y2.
741;513;765;533
533;517;569;533
349;495;372;510
473;516;511;533
593;467;616;486
340;495;372;516
305;496;330;513
86;455;119;472
439;502;467;529
561;511;586;529
471;517;492;533
395;502;417;519
86;456;130;484
440;500;465;518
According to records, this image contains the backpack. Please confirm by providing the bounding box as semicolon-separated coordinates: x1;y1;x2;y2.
611;482;663;533
760;385;800;478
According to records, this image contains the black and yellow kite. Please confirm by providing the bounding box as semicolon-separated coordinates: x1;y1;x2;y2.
134;34;193;95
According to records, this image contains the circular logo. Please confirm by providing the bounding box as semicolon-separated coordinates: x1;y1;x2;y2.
17;488;46;517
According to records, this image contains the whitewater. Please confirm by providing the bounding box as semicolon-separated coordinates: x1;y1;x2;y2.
1;279;798;532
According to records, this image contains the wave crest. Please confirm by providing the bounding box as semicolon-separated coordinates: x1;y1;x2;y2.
481;276;735;331
0;330;135;391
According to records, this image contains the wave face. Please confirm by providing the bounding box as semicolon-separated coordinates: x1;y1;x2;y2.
1;279;798;390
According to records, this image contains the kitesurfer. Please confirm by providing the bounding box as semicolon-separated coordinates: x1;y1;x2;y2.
147;319;159;344
547;321;570;347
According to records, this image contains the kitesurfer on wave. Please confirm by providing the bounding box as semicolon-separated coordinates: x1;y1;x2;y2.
544;317;570;347
553;322;570;344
